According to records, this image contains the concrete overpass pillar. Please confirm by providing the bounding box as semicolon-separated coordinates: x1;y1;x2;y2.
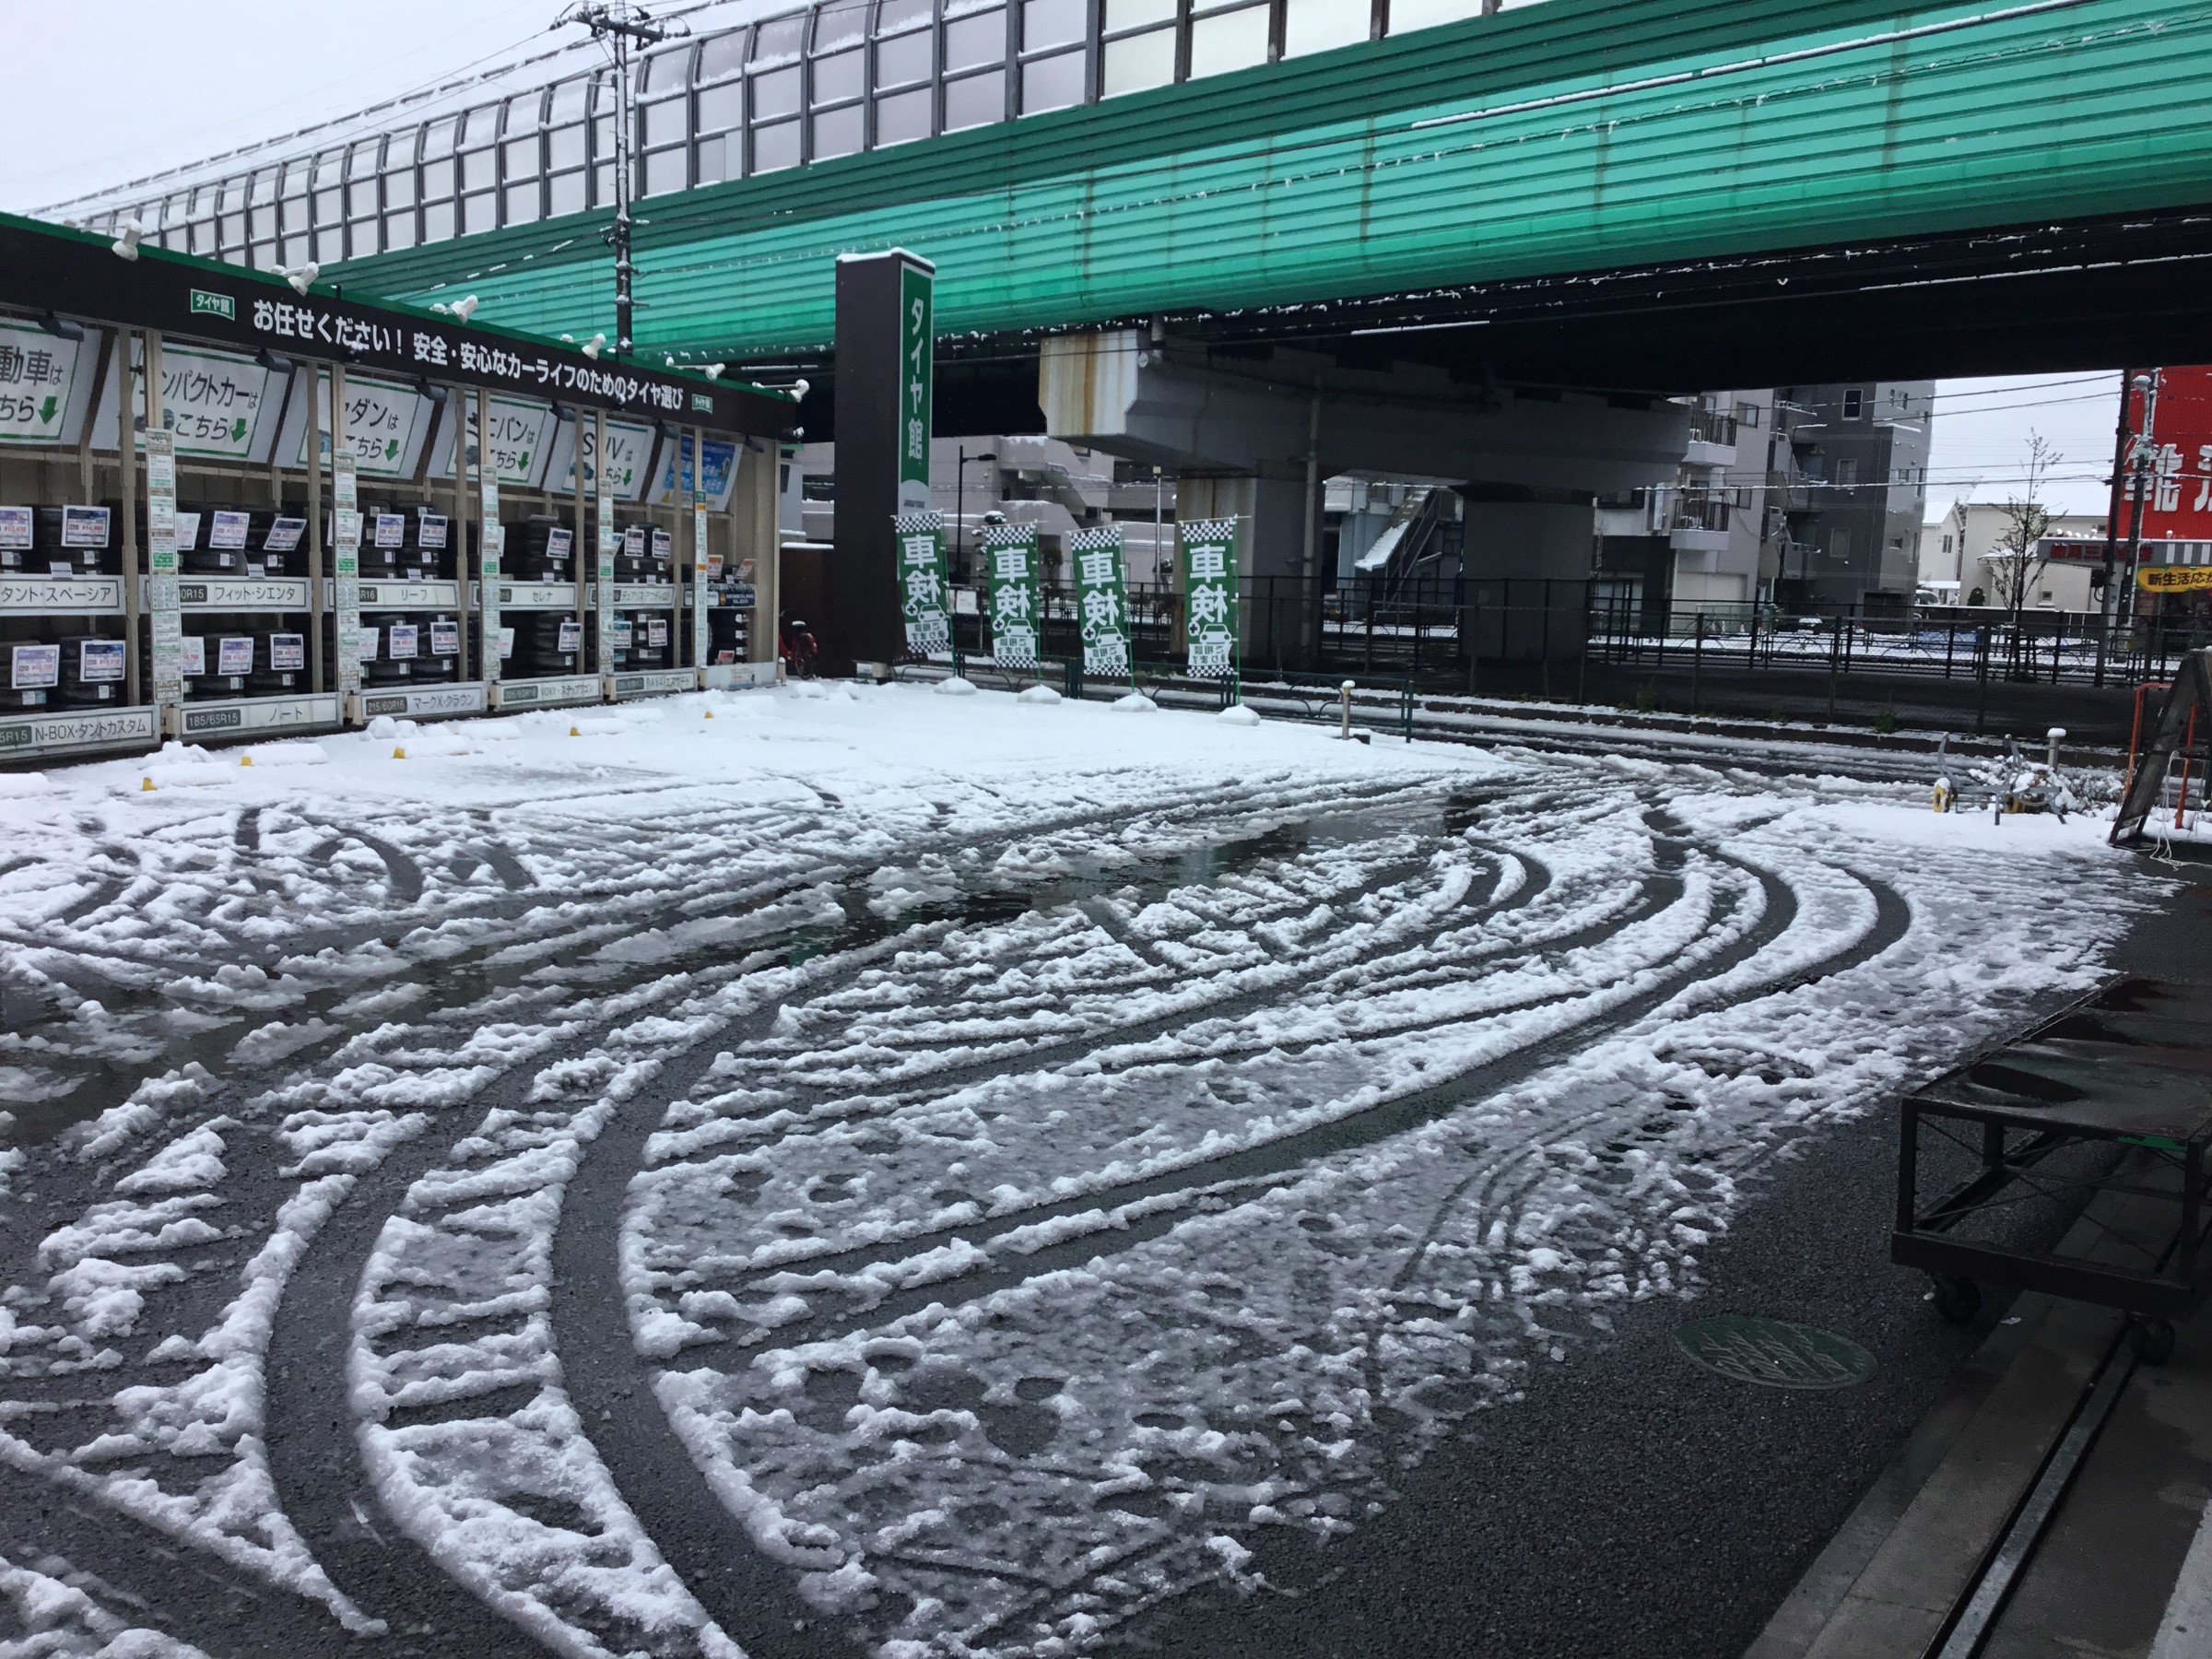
1174;475;1312;669
1041;331;1687;672
1460;500;1594;666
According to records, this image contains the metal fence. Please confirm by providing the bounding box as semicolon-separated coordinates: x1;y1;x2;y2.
1591;600;2212;691
937;577;2212;701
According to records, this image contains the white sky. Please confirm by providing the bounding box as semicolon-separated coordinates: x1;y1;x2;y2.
2;2;579;215
0;9;2154;510
1924;373;2129;523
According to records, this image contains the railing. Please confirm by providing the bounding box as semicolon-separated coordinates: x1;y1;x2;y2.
1688;408;1739;449
935;579;2210;722
1664;489;1734;535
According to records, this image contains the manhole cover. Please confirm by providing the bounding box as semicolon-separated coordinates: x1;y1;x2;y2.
1674;1314;1877;1390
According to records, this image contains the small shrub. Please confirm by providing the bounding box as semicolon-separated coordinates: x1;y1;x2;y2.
1873;706;1899;735
1634;686;1659;713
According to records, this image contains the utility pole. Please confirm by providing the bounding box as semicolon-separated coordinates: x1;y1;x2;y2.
2119;370;2161;682
2094;365;2136;686
555;4;681;359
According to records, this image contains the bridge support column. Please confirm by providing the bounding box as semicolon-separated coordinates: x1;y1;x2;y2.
1042;330;1684;680
1460;500;1594;673
1174;476;1313;671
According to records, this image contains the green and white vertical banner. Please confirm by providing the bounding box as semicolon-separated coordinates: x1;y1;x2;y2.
982;522;1041;670
145;429;182;710
1179;517;1240;681
894;511;951;656
1070;524;1133;678
478;477;503;686
333;450;363;698
594;481;617;675
898;257;934;516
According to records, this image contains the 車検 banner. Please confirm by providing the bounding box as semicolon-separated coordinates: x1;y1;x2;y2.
1179;518;1240;680
894;511;952;655
1070;524;1133;677
982;523;1041;669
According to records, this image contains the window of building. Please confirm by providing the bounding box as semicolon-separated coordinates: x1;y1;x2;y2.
1103;28;1176;95
549;121;587;171
754;119;803;171
218;179;245;253
1021;50;1084;112
812;49;865;104
752;12;806;66
643;147;688;195
1286;0;1370;55
642;94;688;150
877;27;932;89
813;102;865;159
699;80;745;135
1386;0;1487;32
459;107;500;195
1022;0;1085;50
1735;402;1761;429
548;171;589;216
946;6;1007;72
815;0;868;50
944;68;1006;130
877;86;934;145
1837;458;1858;488
641;43;688;91
1190;3;1272;79
1842;388;1865;419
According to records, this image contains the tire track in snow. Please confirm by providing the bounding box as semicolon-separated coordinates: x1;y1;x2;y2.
256;771;1392;1650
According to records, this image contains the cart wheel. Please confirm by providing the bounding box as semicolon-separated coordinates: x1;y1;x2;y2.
2130;1317;2177;1367
1934;1276;1982;1324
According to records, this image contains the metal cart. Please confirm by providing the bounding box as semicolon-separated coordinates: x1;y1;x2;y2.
1892;976;2212;1365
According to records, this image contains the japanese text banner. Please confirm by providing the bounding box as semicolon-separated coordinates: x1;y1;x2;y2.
982;522;1042;671
1180;517;1241;681
894;511;952;657
1070;524;1133;679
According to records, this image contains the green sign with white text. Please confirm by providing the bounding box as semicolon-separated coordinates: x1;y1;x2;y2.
1071;524;1132;678
894;510;952;656
982;522;1041;670
898;259;934;516
1180;517;1240;680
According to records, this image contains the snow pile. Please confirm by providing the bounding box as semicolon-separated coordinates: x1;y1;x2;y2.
1217;703;1262;727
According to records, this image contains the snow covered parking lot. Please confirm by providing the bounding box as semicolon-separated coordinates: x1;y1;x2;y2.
0;684;2147;1658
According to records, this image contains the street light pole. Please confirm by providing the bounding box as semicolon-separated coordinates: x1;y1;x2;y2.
957;449;996;582
1154;465;1164;582
555;4;680;359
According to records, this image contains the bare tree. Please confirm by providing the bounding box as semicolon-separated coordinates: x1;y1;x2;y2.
1984;433;2062;628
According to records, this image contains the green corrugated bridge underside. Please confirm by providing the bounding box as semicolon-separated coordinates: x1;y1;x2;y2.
335;0;2212;364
